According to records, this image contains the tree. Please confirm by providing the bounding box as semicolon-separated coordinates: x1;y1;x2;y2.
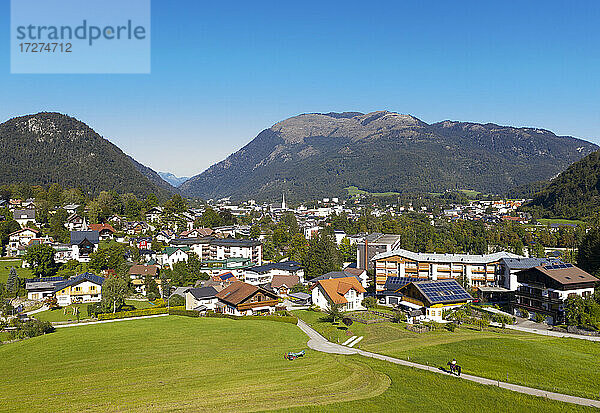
24;244;57;277
565;295;586;326
88;242;125;273
362;296;377;309
100;276;128;313
6;267;19;296
339;238;356;262
324;302;343;323
304;231;341;279
144;275;160;299
160;270;172;299
199;207;222;228
577;224;600;276
165;194;187;214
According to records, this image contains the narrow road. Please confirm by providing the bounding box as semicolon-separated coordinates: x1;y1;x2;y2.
296;319;600;409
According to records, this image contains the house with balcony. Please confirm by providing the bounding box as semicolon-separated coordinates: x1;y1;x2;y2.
70;230;99;262
512;262;597;325
7;228;41;257
243;261;304;286
372;248;523;291
215;281;279;315
53;273;104;306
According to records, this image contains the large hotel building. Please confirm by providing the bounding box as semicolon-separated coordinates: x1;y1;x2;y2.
372;249;522;291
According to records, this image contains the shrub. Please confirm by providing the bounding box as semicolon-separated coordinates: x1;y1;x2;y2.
520;309;530;319
97;306;171;320
168;295;185;307
362;296;377;309
169;308;200;317
204;312;297;325
10;319;54;340
534;312;546;324
392;311;407;323
446;322;456;332
147;292;159;301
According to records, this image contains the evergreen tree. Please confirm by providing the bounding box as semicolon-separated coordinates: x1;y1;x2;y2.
6;267;19;296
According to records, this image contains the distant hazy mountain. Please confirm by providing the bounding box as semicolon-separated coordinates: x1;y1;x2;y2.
158;172;190;187
180;111;598;201
522;150;600;219
0;112;175;197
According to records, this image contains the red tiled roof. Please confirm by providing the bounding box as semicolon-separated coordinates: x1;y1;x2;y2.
89;223;116;233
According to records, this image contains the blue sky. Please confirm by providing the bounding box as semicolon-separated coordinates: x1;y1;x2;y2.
1;0;599;176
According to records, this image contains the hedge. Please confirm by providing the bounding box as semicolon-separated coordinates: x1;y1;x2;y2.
97;307;169;320
168;308;200;317
204;312;297;325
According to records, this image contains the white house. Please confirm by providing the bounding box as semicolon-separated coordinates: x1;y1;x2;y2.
243;261;304;286
159;246;191;267
7;228;41;257
185;286;220;311
13;209;36;228
311;276;366;312
70;231;99;263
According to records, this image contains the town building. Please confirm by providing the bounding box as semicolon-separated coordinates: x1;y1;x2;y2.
243;261;304;286
129;264;160;295
372;249;522;291
7;228;41;257
158;246;191;267
13;209;36;228
184;286;221;312
356;233;402;270
25;277;65;301
89;223;116;240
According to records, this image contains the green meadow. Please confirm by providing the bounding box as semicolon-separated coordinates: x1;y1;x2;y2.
294;310;600;400
0;316;595;412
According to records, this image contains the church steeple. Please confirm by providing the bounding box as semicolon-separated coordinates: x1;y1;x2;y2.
282;193;286;210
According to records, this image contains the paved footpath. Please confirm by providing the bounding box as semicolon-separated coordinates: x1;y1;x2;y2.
296;319;600;409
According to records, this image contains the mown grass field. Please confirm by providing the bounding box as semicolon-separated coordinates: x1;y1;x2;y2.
294;310;600;400
0;316;591;412
33;299;154;323
0;260;32;284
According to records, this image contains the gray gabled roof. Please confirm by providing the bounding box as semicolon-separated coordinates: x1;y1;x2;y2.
311;271;361;284
13;209;36;220
70;230;99;245
187;286;218;300
52;273;104;293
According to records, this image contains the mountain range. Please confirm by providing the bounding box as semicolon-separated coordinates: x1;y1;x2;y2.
0;112;176;198
179;111;598;201
158;172;190;187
